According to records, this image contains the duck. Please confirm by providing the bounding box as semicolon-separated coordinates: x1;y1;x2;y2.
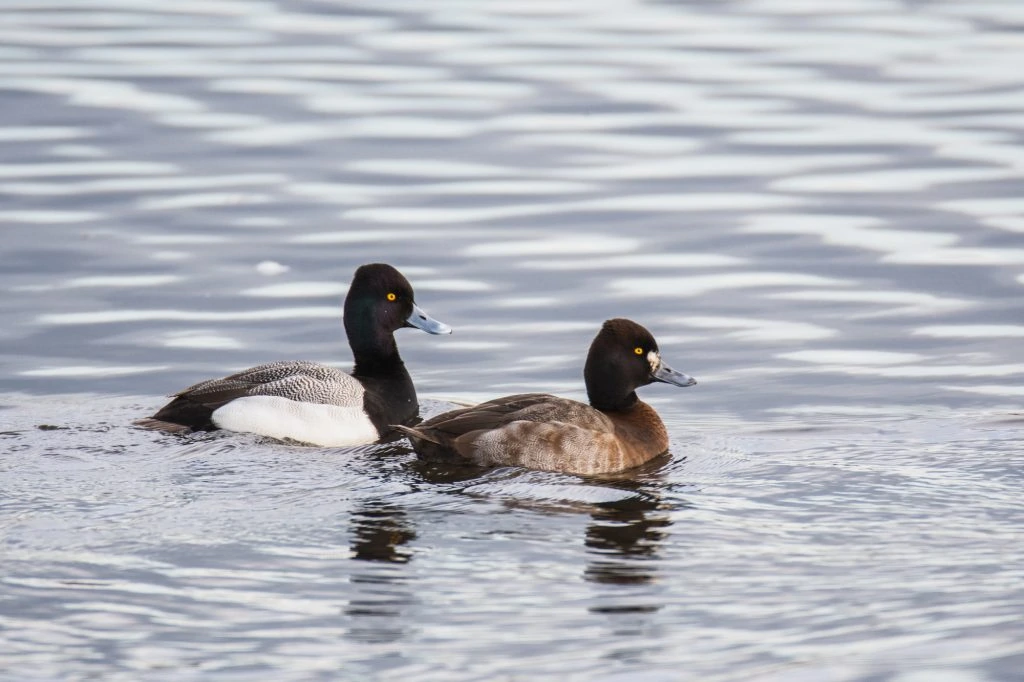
394;318;695;475
136;263;451;446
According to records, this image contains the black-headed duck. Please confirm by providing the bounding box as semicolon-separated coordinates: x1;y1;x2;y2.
136;263;451;446
395;318;695;474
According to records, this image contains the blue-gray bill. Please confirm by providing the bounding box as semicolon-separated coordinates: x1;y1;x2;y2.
652;362;697;387
406;303;452;335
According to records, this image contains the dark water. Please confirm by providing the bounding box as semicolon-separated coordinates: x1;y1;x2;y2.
1;1;1023;680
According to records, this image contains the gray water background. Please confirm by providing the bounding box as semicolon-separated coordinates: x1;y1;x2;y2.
1;1;1023;680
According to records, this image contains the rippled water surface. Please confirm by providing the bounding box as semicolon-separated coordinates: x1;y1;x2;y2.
2;1;1023;680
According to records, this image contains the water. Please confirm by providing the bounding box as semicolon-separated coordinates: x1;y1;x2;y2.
1;0;1023;679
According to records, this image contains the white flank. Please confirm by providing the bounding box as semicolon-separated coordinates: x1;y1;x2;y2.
212;396;378;447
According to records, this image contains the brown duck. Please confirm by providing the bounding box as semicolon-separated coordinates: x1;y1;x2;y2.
395;318;696;475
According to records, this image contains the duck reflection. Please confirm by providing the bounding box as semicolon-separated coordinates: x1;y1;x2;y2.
344;500;418;644
405;446;685;587
349;500;416;564
584;497;671;585
404;452;487;485
583;466;688;587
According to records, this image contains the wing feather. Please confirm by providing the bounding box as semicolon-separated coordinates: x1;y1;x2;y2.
418;393;612;435
172;361;361;409
148;361;364;430
399;393;618;472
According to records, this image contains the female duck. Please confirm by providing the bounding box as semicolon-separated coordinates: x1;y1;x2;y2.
395;318;695;475
137;263;451;446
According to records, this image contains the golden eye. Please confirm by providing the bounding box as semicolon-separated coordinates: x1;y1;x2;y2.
386;292;396;301
634;347;644;355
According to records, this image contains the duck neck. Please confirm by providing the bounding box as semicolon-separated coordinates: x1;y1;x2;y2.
349;333;408;378
345;307;407;379
585;354;642;411
349;329;417;430
587;385;639;412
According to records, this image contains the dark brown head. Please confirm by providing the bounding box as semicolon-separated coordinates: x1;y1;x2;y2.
343;263;451;362
583;318;696;411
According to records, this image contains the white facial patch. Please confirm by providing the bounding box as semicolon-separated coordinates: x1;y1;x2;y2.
647;350;660;373
212;396;379;447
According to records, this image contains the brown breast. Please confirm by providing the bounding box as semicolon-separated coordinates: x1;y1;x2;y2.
603;400;670;471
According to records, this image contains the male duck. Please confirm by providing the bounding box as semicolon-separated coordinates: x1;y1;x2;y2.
395;318;695;475
137;263;451;446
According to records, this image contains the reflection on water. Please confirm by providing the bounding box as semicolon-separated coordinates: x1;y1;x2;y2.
345;503;417;645
1;396;1023;680
2;0;1024;679
350;502;417;565
584;494;674;587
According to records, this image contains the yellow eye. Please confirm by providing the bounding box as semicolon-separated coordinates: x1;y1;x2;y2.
634;347;644;355
386;292;396;301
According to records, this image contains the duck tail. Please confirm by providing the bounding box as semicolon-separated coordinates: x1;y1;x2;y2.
391;424;442;445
